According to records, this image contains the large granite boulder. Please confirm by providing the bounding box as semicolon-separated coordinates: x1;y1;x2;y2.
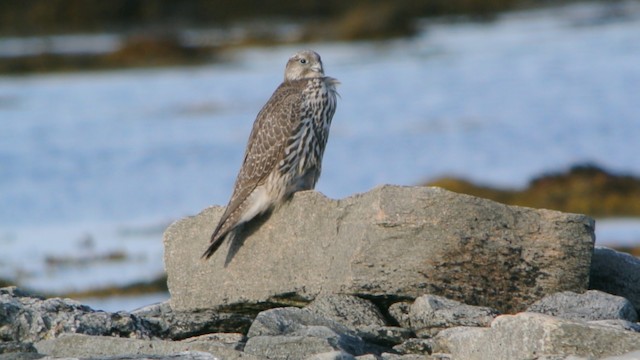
164;185;595;313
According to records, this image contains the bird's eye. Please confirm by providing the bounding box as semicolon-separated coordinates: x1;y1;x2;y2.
299;58;307;64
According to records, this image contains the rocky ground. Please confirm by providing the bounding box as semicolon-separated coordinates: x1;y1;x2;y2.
2;185;640;359
2;287;640;360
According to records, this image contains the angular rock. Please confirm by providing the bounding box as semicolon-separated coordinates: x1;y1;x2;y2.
392;338;433;355
380;353;426;360
305;351;357;360
304;294;410;346
602;351;640;360
0;287;152;343
247;307;351;338
0;342;38;354
387;302;412;329
244;331;361;360
429;354;453;360
305;294;386;330
245;335;329;359
355;355;378;360
588;319;640;333
409;295;499;337
590;247;640;312
34;333;260;360
182;333;246;351
532;356;590;360
434;312;640;360
165;186;595;313
354;326;413;347
245;307;370;357
133;300;253;340
69;352;221;360
0;342;42;360
0;353;44;360
526;290;638;322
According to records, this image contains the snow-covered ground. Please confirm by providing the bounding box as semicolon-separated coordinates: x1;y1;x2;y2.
1;2;639;311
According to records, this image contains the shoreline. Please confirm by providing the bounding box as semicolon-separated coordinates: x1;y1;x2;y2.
0;1;634;75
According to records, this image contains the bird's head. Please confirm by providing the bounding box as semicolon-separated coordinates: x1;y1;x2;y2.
284;50;324;81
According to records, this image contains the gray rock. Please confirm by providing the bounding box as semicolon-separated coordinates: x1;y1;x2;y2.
434;312;640;360
66;352;220;360
304;294;410;346
244;333;360;360
164;186;595;314
244;307;384;358
380;353;425;360
0;287;152;343
305;351;357;360
527;290;638;322
0;354;44;360
590;247;640;312
429;354;453;360
602;350;640;360
0;342;42;360
409;294;499;337
355;326;413;347
291;326;365;355
534;356;592;360
387;302;412;329
133;300;253;340
305;294;386;330
34;333;260;360
0;342;37;354
245;308;367;357
588;319;640;333
181;333;246;351
392;338;433;355
354;355;377;360
247;307;352;338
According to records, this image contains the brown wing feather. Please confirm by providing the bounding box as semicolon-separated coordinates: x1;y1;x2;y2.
202;80;306;258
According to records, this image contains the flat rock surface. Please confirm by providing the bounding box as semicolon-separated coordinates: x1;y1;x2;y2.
526;290;638;322
434;312;640;360
409;294;499;337
34;333;260;360
164;185;595;313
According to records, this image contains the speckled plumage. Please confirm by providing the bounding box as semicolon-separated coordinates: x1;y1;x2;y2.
202;50;339;259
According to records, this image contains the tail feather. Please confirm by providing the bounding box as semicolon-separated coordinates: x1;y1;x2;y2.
202;185;272;259
201;218;232;259
201;232;227;259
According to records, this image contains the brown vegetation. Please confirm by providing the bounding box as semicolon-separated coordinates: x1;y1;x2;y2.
0;0;523;37
106;33;215;67
0;33;216;74
426;164;640;218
